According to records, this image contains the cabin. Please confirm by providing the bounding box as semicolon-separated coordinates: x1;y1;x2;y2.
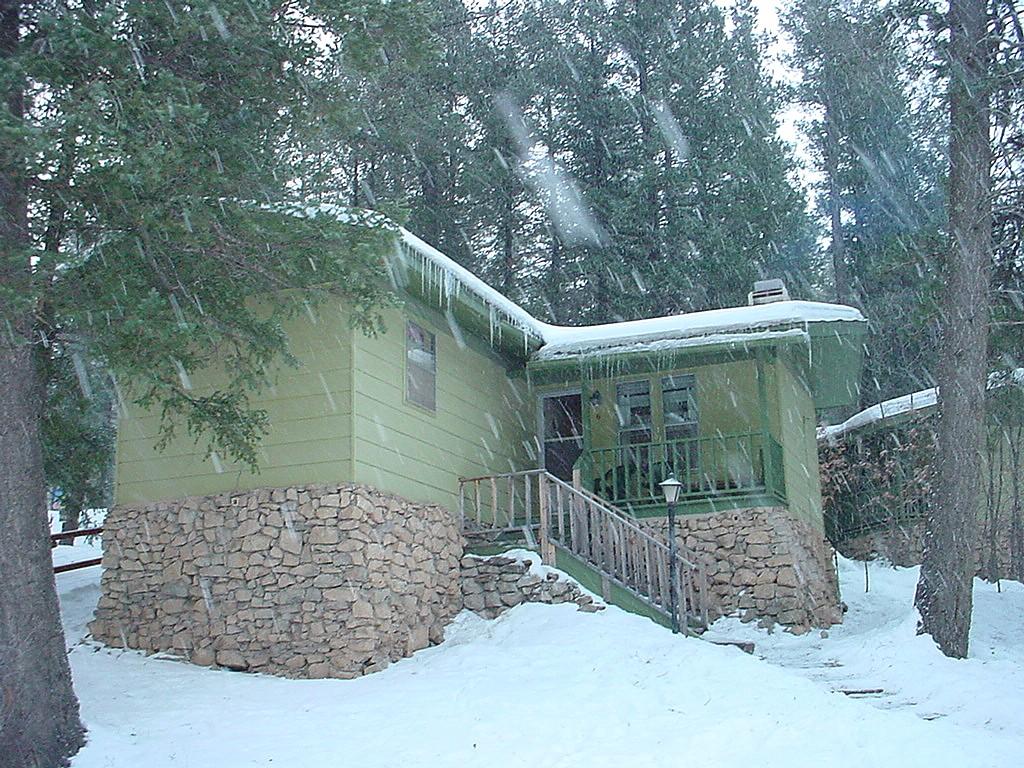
91;208;868;679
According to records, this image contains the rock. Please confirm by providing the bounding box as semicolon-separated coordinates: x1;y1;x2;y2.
352;600;374;619
279;530;303;555
307;662;332;678
216;649;248;670
463;593;486;612
732;569;757;586
776;567;799;587
314;574;346;589
240;534;271;553
90;482;464;681
752;583;776;600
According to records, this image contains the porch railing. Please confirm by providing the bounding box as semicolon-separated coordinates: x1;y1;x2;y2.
583;431;786;509
459;469;708;632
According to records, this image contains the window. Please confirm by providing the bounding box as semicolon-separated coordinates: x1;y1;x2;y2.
616;380;652;445
405;321;436;411
662;374;698;441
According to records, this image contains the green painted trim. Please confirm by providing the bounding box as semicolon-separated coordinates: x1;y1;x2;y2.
463;543;673;628
527;343;783;387
552;548;672;628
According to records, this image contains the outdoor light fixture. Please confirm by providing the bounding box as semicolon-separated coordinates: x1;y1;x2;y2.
659;475;683;505
659;475;684;633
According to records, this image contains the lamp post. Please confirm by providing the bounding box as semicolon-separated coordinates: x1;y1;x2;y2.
660;475;683;634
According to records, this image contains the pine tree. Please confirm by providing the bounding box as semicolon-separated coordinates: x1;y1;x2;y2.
786;0;947;404
915;0;993;659
0;2;416;763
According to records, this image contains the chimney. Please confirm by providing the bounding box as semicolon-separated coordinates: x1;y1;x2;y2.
748;278;790;306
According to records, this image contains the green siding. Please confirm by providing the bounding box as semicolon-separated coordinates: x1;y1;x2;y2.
115;296;534;513
775;352;824;529
351;302;533;509
564;357;773;453
114;304;356;504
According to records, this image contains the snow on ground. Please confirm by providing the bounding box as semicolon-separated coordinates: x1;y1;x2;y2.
55;545;1023;767
704;555;1024;737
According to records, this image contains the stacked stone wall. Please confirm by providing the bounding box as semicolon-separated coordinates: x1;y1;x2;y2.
460;554;602;618
839;520;1022;580
642;506;842;632
90;483;463;678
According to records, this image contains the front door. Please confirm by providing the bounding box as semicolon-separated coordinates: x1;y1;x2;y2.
540;392;583;481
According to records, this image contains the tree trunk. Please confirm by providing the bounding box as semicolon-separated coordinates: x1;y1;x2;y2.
915;0;992;659
824;106;848;305
60;503;83;534
0;2;85;764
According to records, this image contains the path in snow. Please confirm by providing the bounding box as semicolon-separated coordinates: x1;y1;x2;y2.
704;555;1024;737
53;544;1022;768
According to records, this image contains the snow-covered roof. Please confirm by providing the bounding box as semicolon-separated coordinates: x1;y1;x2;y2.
534;302;864;361
818;368;1024;442
289;202;866;360
397;219;865;359
817;388;939;442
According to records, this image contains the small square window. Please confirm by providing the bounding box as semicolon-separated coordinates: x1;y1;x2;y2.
406;321;436;412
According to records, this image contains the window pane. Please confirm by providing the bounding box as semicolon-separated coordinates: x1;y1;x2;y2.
662;374;697;439
406;322;436;411
406;323;435;370
617;380;651;444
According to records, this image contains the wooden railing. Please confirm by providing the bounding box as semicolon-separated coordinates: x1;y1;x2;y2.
459;469;549;535
459;470;708;632
584;431;786;508
51;527;104;573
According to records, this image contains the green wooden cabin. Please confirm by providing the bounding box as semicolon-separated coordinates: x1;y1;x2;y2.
115;213;867;536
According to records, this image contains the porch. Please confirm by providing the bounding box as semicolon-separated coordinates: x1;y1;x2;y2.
534;350;794;518
578;430;787;516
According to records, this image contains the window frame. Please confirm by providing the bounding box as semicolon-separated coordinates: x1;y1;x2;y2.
404;320;437;413
616;378;654;446
661;373;699;442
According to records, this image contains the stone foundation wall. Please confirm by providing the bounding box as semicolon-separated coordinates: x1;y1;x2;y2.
90;483;463;678
642;507;842;632
460;554;602;618
839;522;926;567
839;520;1023;580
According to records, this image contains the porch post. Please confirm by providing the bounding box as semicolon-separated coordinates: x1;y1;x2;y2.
538;472;554;565
755;350;773;492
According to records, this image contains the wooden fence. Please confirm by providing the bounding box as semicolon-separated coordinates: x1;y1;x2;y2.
51;527;103;573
